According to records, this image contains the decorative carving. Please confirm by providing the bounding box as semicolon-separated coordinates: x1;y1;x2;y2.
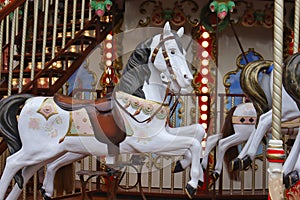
223;48;263;94
138;0;199;27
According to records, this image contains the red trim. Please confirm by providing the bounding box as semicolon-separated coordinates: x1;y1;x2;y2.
267;149;285;154
267;159;285;163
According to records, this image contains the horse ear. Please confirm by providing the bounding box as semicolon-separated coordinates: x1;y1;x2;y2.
177;27;184;38
163;21;171;36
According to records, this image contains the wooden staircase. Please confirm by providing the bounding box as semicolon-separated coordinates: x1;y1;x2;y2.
0;0;123;97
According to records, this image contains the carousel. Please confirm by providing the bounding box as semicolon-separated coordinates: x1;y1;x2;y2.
0;0;299;200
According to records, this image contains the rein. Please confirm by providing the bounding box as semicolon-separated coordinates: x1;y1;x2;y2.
115;33;182;124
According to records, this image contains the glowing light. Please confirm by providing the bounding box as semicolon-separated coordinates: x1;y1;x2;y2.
106;60;112;66
201;114;208;120
84;30;90;36
201;86;208;93
202;51;209;58
201;96;208;102
106;52;112;59
201;41;209;48
37;62;42;69
107;68;112;75
106;77;110;84
106;43;112;49
70;45;76;52
28;62;32;70
56;61;62;68
201;77;208;84
202;68;208;75
12;79;18;87
106;34;112;40
202;32;210;39
39;78;46;86
202;59;209;66
201;105;208;111
202;123;207;129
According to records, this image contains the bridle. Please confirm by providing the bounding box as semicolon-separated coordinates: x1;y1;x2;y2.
115;33;184;124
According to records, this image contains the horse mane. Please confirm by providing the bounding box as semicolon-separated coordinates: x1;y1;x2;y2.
0;94;34;188
116;38;153;98
240;60;273;124
283;52;300;110
222;105;240;180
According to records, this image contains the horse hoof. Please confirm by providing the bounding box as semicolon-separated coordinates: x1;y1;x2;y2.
39;187;46;195
172;160;184;173
230;158;241;172
211;171;220;182
39;187;52;200
198;180;203;188
284;170;299;189
241;155;252;170
185;183;196;199
43;195;52;200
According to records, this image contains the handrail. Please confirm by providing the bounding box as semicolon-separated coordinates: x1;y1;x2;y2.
0;0;26;22
20;15;99;93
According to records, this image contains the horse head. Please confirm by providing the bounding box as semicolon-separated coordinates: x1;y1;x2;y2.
117;22;193;101
150;21;193;94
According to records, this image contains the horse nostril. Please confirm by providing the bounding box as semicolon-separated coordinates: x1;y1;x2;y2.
184;74;191;80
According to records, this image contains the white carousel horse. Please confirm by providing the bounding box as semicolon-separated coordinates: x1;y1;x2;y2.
200;102;256;182
0;22;206;199
228;53;300;189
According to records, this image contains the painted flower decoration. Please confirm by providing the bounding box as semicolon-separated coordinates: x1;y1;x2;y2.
209;0;235;20
90;0;112;17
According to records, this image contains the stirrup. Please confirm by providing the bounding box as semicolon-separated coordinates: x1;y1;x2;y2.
284;170;299;189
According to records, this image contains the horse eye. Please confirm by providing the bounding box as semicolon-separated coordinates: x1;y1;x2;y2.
170;49;176;54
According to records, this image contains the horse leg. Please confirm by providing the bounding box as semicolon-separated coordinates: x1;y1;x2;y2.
283;154;300;189
6;163;45;200
238;111;272;170
0;148;65;199
0;151;29;199
172;150;192;173
283;128;300;188
212;130;251;181
230;129;256;171
166;124;206;173
42;152;86;198
185;138;203;199
201;133;222;170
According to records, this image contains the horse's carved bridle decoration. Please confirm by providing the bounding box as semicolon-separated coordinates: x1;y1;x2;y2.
115;33;181;124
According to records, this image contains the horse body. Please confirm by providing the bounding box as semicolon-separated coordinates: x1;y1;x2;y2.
201;102;256;181
229;55;300;189
0;22;205;200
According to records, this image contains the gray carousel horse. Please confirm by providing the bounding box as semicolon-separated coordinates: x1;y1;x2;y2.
228;53;300;189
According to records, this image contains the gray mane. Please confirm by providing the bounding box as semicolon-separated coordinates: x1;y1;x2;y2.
116;31;183;99
116;38;153;98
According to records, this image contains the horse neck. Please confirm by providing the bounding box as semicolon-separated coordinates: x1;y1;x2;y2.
142;65;168;103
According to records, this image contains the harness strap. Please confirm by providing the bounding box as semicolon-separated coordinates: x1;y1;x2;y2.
150;35;175;63
113;82;171;124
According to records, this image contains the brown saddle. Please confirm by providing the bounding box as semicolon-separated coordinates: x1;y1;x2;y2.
54;93;113;113
54;93;126;156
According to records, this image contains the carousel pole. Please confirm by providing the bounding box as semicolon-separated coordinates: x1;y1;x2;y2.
267;0;285;200
293;0;300;53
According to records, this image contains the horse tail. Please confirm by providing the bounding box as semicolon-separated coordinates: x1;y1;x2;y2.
240;60;273;124
283;52;300;108
222;106;239;180
0;93;33;188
